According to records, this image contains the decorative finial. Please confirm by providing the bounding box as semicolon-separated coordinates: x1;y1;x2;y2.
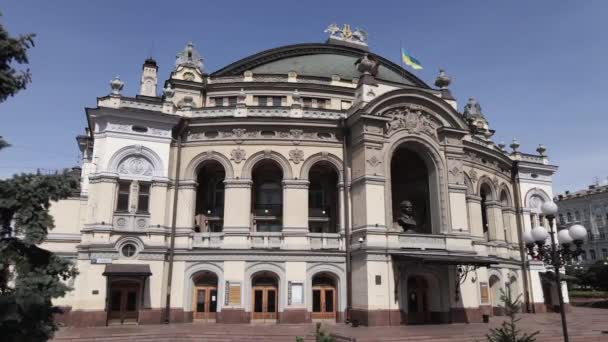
163;84;174;99
510;138;520;153
434;69;451;89
110;75;124;96
175;41;204;71
498;141;506;152
536;144;547;156
463;97;484;119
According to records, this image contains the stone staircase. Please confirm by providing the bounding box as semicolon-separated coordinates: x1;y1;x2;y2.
53;324;316;342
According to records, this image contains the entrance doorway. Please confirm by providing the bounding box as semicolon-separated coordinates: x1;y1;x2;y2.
192;271;218;322
251;272;278;322
312;274;337;321
108;281;140;324
407;276;430;324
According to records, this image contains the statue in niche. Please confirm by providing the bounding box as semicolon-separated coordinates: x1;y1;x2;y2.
397;200;419;233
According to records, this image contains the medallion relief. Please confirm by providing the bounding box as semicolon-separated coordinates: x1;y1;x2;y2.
230;148;246;164
288;149;304;164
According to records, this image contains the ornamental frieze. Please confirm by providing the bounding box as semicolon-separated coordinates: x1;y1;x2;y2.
188;127;340;143
382;105;440;141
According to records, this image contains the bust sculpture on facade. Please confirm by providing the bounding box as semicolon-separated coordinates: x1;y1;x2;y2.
398;200;418;233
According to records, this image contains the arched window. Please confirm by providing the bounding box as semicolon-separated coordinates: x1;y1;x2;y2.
195;161;226;232
252;161;283;232
308;162;339;233
480;183;492;240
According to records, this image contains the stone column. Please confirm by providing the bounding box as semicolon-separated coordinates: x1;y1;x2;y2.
149;179;169;227
175;180;197;230
222;179;252;248
466;195;483;238
487;201;505;241
282;180;310;250
338;182;346;234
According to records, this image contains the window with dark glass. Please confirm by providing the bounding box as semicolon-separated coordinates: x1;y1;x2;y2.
590;249;596;260
303;98;312;108
137;183;150;213
272;96;282;106
317;98;327;109
213;97;224;107
116;181;131;212
480;186;490;238
228;96;237;106
258;96;268;106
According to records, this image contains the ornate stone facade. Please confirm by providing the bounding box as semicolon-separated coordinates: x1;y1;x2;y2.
44;36;562;328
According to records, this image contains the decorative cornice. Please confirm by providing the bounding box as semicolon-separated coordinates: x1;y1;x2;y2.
350;175;386;187
282;180;310;189
223;179;253;189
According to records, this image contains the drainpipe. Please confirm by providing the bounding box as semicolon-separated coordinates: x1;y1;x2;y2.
511;160;532;313
164;118;189;323
340;117;353;322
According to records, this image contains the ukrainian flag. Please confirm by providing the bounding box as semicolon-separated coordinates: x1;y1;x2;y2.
401;48;423;70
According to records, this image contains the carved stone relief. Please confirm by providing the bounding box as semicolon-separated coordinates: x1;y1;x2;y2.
230;148;246;164
365;148;383;174
383;105;440;141
288;149;304;164
118;156;153;176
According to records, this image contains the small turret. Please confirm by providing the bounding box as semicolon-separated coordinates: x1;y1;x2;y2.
434;69;456;109
139;57;158;97
463;97;494;138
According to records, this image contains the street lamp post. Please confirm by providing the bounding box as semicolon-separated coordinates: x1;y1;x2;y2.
522;201;587;342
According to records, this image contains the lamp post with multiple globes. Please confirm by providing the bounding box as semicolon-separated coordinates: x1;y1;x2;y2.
522;201;587;342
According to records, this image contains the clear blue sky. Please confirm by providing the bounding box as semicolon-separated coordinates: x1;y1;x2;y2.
1;0;606;194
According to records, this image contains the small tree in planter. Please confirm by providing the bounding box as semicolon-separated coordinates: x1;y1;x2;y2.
486;288;539;342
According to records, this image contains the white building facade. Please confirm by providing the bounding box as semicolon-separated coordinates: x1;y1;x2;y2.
45;29;566;326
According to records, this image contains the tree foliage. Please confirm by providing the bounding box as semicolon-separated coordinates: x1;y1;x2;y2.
486;288;539;342
0;11;35;103
0;172;79;342
566;262;608;291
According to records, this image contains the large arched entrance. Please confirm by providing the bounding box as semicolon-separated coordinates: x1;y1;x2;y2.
192;271;219;322
251;271;279;322
311;273;337;321
195;161;226;232
308;162;339;233
391;147;431;234
252;161;283;232
406;276;431;324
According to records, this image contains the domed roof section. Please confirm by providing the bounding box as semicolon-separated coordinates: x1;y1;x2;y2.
211;43;429;88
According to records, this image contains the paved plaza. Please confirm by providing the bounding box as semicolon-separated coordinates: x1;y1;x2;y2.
53;307;608;342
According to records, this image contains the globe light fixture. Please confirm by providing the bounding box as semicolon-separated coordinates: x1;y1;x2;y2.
524;200;587;342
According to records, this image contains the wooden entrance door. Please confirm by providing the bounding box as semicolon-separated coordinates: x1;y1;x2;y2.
108;283;140;324
252;285;278;321
407;276;430;325
311;285;336;320
193;286;218;321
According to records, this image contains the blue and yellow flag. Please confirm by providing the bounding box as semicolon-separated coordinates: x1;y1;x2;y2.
401;48;423;70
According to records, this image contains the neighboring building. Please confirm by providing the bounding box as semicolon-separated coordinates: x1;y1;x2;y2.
44;26;565;327
556;183;608;265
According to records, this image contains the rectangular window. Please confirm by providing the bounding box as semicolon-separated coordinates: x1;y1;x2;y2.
581;251;587;261
303;98;312;108
602;248;608;259
257;96;268;106
213;97;224;107
590;249;596;260
137;183;150;213
272;96;282;106
116;181;130;212
227;96;237;106
317;98;327;109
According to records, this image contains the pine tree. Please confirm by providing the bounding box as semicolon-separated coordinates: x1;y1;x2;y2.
0;172;79;342
486;288;539;342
